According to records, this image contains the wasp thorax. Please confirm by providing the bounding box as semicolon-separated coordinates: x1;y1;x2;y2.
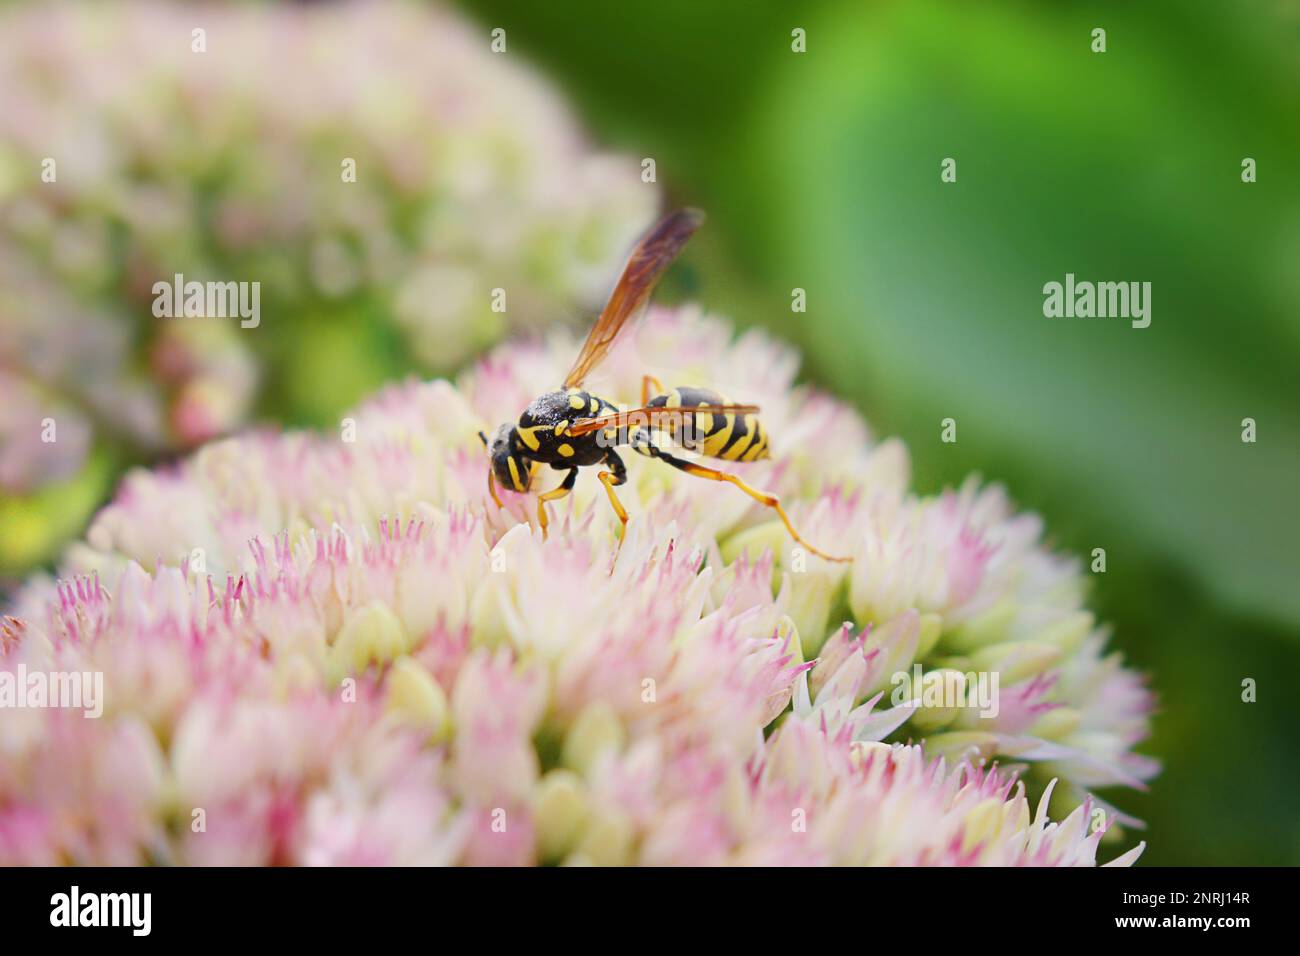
521;389;592;426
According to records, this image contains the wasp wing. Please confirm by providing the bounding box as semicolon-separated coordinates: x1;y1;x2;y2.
562;208;704;390
567;403;759;437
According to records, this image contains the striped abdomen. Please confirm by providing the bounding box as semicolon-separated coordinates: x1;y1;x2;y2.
646;386;770;462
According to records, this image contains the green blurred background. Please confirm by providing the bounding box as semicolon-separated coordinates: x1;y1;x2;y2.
453;0;1300;864
1;0;1296;864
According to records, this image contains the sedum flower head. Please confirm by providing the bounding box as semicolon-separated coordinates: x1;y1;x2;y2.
1;308;1153;865
0;0;655;570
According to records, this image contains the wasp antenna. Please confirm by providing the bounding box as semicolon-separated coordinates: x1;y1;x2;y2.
477;430;489;447
678;206;705;226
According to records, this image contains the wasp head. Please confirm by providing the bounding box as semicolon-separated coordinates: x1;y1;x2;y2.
481;423;533;493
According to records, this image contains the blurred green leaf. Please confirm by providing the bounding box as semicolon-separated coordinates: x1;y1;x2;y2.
746;0;1300;628
0;448;113;578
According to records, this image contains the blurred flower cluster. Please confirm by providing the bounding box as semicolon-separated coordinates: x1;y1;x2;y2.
0;0;655;572
1;308;1153;865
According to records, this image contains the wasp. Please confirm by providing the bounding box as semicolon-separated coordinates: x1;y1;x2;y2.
479;209;849;562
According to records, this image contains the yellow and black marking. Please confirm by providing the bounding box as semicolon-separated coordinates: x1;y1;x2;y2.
646;386;770;462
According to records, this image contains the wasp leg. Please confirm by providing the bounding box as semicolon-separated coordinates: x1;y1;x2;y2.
628;426;657;459
537;467;579;539
597;450;630;543
641;374;666;405
644;445;851;563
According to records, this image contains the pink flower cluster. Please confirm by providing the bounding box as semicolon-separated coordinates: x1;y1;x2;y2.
1;308;1153;865
0;0;654;570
